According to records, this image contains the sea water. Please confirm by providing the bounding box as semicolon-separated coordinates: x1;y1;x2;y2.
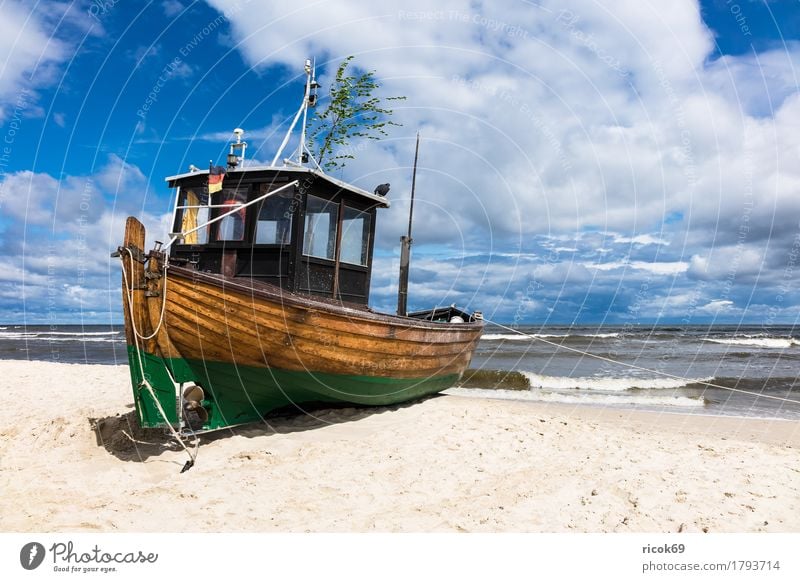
462;325;800;421
2;323;799;420
0;325;127;365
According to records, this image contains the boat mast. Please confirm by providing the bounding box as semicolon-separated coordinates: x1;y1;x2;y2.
271;58;320;168
298;59;314;164
397;132;420;316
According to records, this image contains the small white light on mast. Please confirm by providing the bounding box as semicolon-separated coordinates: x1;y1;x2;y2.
228;128;247;169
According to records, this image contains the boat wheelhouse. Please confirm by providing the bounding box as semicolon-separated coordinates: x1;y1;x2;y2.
166;166;387;305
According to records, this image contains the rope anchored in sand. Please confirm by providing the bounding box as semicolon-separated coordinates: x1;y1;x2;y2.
120;248;199;472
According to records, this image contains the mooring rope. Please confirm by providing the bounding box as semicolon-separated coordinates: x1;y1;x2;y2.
120;249;198;470
126;253;169;341
481;317;800;407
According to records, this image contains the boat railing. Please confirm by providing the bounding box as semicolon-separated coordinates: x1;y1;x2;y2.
162;179;300;253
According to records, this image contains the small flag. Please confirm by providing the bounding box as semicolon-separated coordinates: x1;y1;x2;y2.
208;165;226;194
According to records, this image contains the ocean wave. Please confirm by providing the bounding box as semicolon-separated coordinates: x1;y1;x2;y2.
0;331;120;339
703;338;799;349
37;337;124;343
520;372;713;391
532;391;704;407
43;331;120;336
481;334;535;341
711;376;799;393
481;332;620;341
444;387;705;408
0;334;123;343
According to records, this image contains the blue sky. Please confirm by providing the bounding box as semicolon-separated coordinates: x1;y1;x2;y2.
1;0;800;325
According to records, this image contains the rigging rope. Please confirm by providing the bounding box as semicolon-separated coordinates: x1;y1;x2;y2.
481;317;800;407
120;249;198;469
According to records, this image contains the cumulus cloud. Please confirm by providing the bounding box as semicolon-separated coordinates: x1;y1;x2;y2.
687;247;765;281
0;155;170;323
612;233;669;246
589;260;688;276
0;1;97;121
699;299;735;313
200;1;724;238
162;0;186;18
95;154;149;196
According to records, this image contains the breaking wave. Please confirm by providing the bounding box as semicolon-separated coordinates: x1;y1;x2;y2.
703;338;800;349
481;332;620;341
445;387;705;408
521;372;713;391
0;331;123;343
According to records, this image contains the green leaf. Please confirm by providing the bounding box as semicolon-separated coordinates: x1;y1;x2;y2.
306;55;406;171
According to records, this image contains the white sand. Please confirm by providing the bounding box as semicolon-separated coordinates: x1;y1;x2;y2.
1;359;798;532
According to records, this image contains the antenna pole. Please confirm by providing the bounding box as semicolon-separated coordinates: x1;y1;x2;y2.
397;132;420;317
407;132;419;240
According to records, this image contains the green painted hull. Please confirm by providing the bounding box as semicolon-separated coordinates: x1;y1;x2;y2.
127;346;459;430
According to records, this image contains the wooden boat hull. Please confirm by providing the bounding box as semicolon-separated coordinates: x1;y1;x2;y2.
120;218;483;430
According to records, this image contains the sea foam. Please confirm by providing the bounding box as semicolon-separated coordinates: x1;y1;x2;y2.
520;372;713;391
703;338;799;349
445;387;705;407
0;331;123;343
481;332;619;341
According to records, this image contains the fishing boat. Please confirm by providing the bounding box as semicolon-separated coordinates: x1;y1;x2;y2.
116;60;483;434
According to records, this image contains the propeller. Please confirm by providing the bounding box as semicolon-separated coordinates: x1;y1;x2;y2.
183;385;204;403
185;400;209;423
182;385;208;427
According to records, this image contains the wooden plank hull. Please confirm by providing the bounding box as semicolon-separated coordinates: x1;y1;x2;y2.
120;220;483;430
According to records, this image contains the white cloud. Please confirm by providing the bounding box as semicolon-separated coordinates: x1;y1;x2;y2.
0;154;155;231
534;261;592;284
162;0;186;18
95;153;149;196
704;46;800;117
699;299;734;313
687;247;765;281
199;0;780;241
167;61;195;80
130;44;162;65
612;233;669;246
0;156;170;323
0;1;96;121
588;260;688;275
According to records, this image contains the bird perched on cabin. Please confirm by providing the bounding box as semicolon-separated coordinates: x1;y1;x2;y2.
374;183;390;197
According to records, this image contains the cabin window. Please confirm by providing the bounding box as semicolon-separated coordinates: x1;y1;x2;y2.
303;194;338;260
255;189;294;245
340;206;371;266
176;189;209;245
215;187;248;241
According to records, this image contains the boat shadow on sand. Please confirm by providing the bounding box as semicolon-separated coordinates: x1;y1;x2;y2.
89;397;436;463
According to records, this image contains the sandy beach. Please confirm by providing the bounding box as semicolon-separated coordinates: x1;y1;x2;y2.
1;359;798;533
